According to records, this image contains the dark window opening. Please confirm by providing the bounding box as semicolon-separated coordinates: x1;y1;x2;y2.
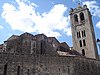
80;12;85;21
3;50;6;52
40;41;43;54
84;30;86;37
33;43;36;47
17;66;20;75
40;40;45;54
32;48;35;53
79;32;81;38
82;31;84;37
58;68;60;72
82;49;85;56
82;30;86;37
83;39;86;46
74;14;78;23
77;32;81;38
3;63;7;75
77;32;78;38
27;69;30;75
79;40;82;47
0;47;2;49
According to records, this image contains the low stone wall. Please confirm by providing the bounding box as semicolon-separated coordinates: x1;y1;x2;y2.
0;53;100;75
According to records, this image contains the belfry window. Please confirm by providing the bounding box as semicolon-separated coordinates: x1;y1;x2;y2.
84;30;86;37
83;39;86;46
77;32;78;38
79;40;82;47
82;31;83;37
80;12;85;21
82;30;86;37
74;14;78;23
82;49;85;56
79;32;81;38
77;31;81;38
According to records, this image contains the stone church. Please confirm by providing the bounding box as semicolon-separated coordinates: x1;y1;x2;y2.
0;4;100;75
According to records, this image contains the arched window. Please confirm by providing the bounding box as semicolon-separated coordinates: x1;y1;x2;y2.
82;31;84;37
84;30;86;37
40;40;46;54
41;41;43;54
83;39;86;46
77;32;78;38
79;40;82;47
82;49;85;56
80;12;85;21
82;30;86;37
77;31;81;38
79;32;81;38
74;14;78;23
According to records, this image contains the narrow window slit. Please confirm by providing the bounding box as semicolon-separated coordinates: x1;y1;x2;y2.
3;63;7;75
17;66;20;75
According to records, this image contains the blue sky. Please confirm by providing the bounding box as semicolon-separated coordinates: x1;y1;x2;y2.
0;0;100;49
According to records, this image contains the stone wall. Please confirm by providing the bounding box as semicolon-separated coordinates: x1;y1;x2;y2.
0;53;100;75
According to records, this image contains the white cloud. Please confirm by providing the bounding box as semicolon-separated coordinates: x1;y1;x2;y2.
83;1;100;17
1;0;71;38
0;25;3;29
96;21;100;29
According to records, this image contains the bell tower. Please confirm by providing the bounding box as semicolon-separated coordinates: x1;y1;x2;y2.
69;4;98;59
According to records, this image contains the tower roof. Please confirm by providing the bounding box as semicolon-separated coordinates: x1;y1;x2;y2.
69;4;88;15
